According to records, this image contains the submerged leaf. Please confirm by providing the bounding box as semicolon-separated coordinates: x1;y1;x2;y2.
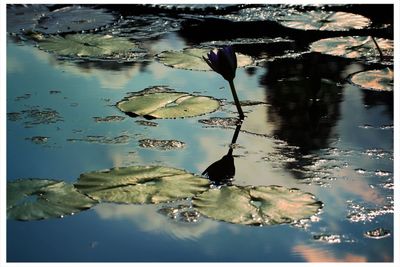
7;179;97;221
117;90;220;119
278;11;371;31
39;33;141;60
310;36;393;61
75;166;210;204
350;68;393;92
36;5;115;34
193;185;322;225
157;48;253;71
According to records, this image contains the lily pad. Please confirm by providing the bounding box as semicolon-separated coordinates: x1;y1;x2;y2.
39;34;142;60
7;5;49;34
350;68;393;92
156;48;253;71
193;185;322;225
116;90;220;119
75;166;210;204
36;5;115;34
7;179;97;221
310;36;393;61
139;139;186;150
278;11;371;31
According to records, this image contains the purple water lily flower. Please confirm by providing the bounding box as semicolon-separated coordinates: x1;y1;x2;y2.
203;46;244;120
203;46;237;81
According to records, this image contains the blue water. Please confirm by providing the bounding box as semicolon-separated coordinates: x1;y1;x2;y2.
6;28;393;262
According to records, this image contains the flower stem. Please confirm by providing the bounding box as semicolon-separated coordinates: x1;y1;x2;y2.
228;79;245;120
371;36;384;62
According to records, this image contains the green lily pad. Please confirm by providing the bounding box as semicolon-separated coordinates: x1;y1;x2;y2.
116;90;220;119
156;48;253;71
193;185;322;225
36;5;115;34
310;36;393;61
7;179;97;221
278;11;371;31
350;68;393;92
39;33;142;60
75;166;210;204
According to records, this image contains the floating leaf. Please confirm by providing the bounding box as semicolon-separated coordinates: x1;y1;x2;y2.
75;166;210;204
7;5;49;33
36;5;115;34
350;68;393;92
104;15;182;39
117;90;220;119
310;36;393;61
157;48;253;71
193;185;322;225
39;34;142;60
7;179;97;221
278;11;370;31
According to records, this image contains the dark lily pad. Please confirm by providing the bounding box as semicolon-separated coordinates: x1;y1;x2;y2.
8;107;63;128
310;36;393;61
36;5;116;34
7;5;49;34
350;68;393;92
93;115;126;122
104;15;182;39
278;11;371;31
117;90;220;119
75;166;210;204
7;179;97;221
39;33;143;60
193;185;322;226
156;48;253;71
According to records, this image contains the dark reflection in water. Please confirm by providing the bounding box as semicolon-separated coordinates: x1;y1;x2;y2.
202;123;241;186
261;53;346;153
361;90;393;118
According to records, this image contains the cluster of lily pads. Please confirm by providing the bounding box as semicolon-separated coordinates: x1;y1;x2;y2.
7;4;393;225
7;166;323;226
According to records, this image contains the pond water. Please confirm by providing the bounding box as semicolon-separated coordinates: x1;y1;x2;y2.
6;4;394;262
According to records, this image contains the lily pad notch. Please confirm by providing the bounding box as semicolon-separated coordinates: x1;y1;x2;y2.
116;90;221;119
193;185;323;226
7;178;97;221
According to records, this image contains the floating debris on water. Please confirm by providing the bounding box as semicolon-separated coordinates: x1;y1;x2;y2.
362;149;393;160
67;135;130;144
374;170;392;177
198;117;240;127
313;234;342;243
139;139;186;150
347;200;394;223
7;107;63;127
135;120;158;127
25;136;49;144
158;203;200;223
49;90;62;94
93;115;125;122
14;93;31;101
364;228;391;239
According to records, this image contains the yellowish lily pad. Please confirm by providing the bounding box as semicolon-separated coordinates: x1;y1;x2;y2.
350;68;393;92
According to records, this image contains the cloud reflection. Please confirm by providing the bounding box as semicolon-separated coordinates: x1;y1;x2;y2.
94;203;219;240
293;244;367;262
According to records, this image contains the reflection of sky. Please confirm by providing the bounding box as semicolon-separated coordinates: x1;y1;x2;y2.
6;31;393;262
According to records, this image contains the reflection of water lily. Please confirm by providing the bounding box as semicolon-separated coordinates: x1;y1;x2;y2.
203;46;245;120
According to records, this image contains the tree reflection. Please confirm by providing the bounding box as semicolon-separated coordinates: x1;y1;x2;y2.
202;122;241;185
260;53;348;179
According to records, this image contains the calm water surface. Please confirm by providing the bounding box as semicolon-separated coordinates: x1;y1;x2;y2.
7;25;393;262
